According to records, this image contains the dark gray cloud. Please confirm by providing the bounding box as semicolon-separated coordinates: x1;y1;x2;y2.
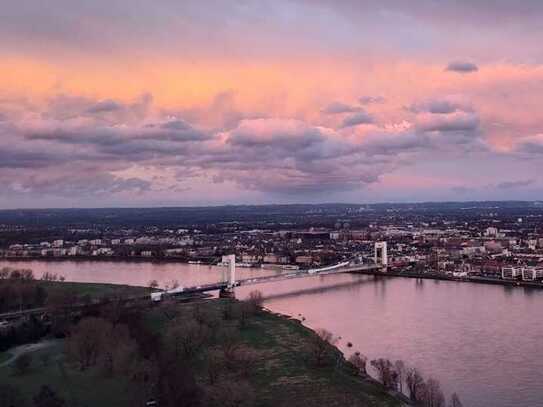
514;136;543;155
5;171;152;197
85;99;123;114
214;118;386;193
496;179;535;189
0;148;63;169
25;118;208;148
1;102;488;198
409;99;472;114
159;119;192;130
321;102;361;114
304;1;543;26
0;91;497;201
341;111;374;127
416;112;479;133
451;186;474;194
361;132;429;156
44;93;152;122
359;96;385;105
446;61;479;73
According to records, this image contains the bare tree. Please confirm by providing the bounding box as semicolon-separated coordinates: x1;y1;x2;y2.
309;328;339;367
204;349;223;385
449;392;463;407
99;323;138;376
24;269;35;280
65;317;109;370
221;300;237;320
216;327;242;370
233;346;258;377
206;379;255;407
394;360;406;394
406;367;426;403
42;272;60;282
194;304;221;331
102;294;126;326
148;279;159;290
246;290;264;310
157;360;202;407
164;280;179;290
238;302;251;329
165;319;209;361
348;351;367;375
370;358;398;389
127;357;159;405
422;377;445;407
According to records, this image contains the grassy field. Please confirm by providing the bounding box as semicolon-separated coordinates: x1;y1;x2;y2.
145;299;403;407
0;351;12;364
39;280;150;299
0;279;150;313
0;342;135;406
2;298;403;407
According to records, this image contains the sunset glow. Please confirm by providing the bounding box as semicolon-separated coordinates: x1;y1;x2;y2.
2;0;542;207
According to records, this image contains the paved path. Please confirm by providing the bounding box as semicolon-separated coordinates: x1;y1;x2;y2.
0;339;59;368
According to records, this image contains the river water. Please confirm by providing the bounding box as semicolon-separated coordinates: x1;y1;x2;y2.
2;260;543;407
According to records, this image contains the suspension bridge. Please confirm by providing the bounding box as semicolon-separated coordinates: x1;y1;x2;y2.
152;241;389;301
0;242;389;320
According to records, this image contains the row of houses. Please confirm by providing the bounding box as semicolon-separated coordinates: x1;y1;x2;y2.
501;266;543;281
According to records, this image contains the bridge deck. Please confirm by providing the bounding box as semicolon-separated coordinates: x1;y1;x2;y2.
0;263;383;320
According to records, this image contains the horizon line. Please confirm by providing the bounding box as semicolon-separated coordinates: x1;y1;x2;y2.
1;199;541;212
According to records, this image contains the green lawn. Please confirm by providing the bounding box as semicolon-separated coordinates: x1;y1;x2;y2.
144;300;402;407
2;298;402;407
0;342;136;407
239;311;401;407
40;281;150;299
0;351;12;364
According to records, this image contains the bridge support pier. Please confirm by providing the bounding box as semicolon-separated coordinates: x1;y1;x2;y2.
219;287;235;299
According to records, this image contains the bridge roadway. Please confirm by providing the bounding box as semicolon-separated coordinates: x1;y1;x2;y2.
0;262;383;320
176;262;382;296
236;263;381;288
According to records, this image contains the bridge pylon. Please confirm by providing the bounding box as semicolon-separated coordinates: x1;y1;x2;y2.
219;254;236;298
374;241;388;270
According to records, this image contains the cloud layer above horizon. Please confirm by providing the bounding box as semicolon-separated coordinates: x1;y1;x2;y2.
1;0;542;207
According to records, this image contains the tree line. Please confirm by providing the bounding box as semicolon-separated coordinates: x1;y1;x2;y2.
311;327;465;407
0;267;66;313
1;290;266;407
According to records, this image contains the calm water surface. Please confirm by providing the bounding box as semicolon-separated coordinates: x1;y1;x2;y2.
2;260;543;407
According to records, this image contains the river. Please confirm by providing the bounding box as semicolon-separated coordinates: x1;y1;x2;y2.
2;259;543;407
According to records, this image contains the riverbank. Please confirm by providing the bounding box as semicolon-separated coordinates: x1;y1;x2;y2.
352;269;543;289
1;256;216;264
0;279;150;320
0;293;406;406
149;299;406;406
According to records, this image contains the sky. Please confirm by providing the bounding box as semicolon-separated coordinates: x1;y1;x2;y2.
1;0;543;208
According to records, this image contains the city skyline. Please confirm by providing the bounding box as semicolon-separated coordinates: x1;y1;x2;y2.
2;1;543;208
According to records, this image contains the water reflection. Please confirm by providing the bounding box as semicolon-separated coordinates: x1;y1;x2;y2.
2;260;543;407
260;276;373;302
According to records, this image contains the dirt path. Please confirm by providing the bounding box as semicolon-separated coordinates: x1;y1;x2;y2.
0;339;59;368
